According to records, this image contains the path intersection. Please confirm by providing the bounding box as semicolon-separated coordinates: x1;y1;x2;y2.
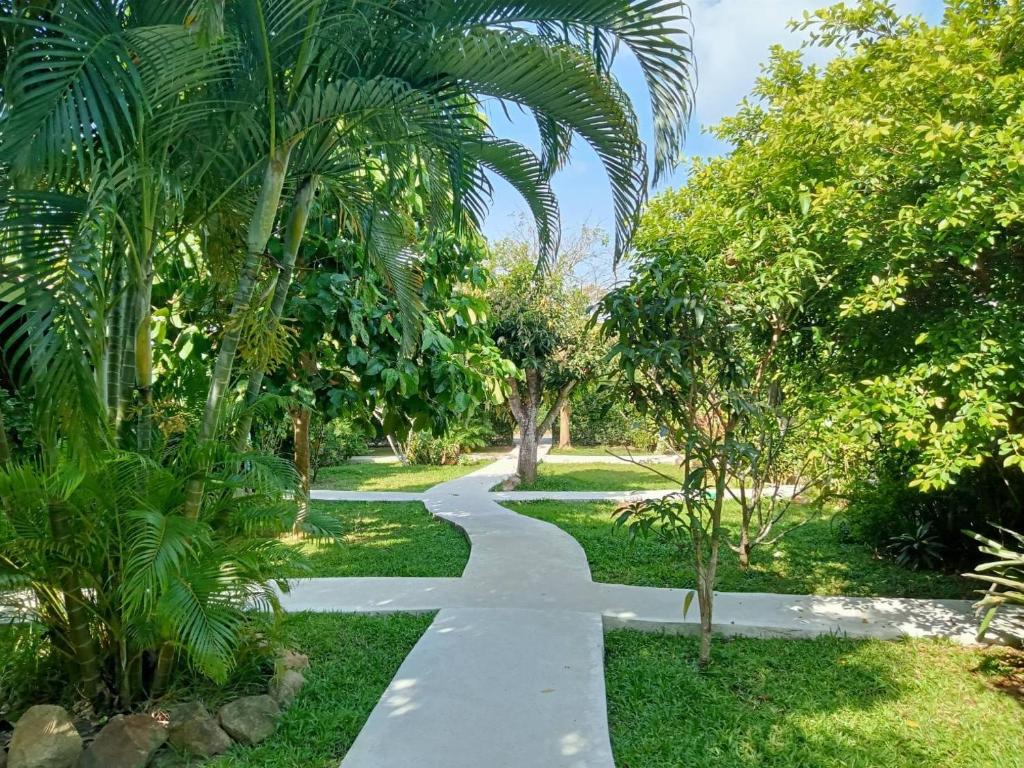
282;445;1023;768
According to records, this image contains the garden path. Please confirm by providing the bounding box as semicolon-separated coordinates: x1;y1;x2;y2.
283;444;1023;768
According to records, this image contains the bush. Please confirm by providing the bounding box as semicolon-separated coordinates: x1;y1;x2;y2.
844;449;1024;569
314;417;368;471
404;430;462;465
558;388;660;450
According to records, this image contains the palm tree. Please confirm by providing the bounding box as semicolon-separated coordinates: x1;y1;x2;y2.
0;0;695;701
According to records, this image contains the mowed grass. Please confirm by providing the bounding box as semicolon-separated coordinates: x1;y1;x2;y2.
1;613;432;767
507;500;972;598
515;461;682;491
313;461;480;492
605;631;1024;768
548;445;665;456
209;613;432;768
287;501;469;578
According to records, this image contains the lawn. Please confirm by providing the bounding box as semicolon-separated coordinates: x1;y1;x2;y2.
1;612;432;767
313;461;480;492
208;613;432;768
605;631;1024;768
287;501;469;578
506;500;972;599
548;445;665;457
514;462;682;492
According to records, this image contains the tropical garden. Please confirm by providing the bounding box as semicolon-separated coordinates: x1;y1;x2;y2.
1;0;1023;767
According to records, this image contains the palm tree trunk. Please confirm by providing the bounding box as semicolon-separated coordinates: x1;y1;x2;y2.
134;267;154;454
0;408;10;465
184;146;293;518
235;175;317;450
292;406;311;534
49;500;105;701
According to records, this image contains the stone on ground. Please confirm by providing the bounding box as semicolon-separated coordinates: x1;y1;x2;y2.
167;702;232;758
217;695;279;746
8;705;82;768
269;670;305;707
277;649;309;672
78;714;166;768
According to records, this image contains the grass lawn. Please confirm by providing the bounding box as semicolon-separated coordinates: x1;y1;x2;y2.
549;445;665;456
605;631;1024;768
1;612;433;767
514;462;682;492
507;500;972;598
287;501;469;578
208;613;432;768
313;461;480;492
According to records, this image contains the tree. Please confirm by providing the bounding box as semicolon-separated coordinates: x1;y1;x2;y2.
0;0;696;705
487;232;605;483
635;0;1024;560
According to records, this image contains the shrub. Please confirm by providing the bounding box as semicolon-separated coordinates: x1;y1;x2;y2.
559;388;660;450
404;430;463;465
844;450;1024;569
313;418;368;471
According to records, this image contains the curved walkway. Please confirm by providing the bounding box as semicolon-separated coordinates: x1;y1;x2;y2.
282;446;1023;768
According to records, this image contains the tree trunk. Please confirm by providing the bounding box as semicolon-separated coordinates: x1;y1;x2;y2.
0;408;10;465
558;402;571;448
517;406;539;483
49;500;105;701
292;406;311;534
235;175;317;450
737;525;750;570
184;145;292;518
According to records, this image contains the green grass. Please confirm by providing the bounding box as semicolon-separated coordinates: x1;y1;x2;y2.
208;613;432;768
313;461;480;492
287;501;469;578
549;445;664;456
507;500;972;598
605;631;1024;768
514;462;683;491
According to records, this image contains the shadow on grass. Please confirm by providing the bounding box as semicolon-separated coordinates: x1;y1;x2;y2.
606;632;1024;768
286;502;469;579
508;500;973;599
517;463;683;492
313;462;479;493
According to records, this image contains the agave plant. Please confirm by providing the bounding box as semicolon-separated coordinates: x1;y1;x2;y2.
964;527;1024;640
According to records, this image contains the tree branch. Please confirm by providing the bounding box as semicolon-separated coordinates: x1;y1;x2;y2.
537;379;577;438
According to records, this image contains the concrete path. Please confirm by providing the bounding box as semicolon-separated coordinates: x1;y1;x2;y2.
286;444;1023;768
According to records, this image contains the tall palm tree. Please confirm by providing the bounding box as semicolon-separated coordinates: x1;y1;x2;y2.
0;0;695;700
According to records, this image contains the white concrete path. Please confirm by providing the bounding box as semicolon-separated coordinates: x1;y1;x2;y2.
285;444;1023;768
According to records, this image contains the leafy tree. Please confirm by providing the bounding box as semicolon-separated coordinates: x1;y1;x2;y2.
601;243;821;665
487;234;604;483
636;0;1024;559
0;0;696;705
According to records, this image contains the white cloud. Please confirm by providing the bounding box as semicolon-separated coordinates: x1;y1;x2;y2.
689;0;938;130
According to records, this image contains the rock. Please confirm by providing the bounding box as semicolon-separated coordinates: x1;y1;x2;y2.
217;696;279;746
277;649;309;673
0;748;7;768
268;670;305;707
167;703;232;758
78;714;166;768
8;705;82;768
500;474;521;491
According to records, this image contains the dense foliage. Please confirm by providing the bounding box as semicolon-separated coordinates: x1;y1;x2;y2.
0;0;694;707
636;0;1024;561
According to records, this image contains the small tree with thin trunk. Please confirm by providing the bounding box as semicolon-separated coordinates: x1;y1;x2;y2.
487;236;601;484
601;245;820;666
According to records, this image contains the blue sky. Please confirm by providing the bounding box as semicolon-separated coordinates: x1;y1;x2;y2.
481;0;945;246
